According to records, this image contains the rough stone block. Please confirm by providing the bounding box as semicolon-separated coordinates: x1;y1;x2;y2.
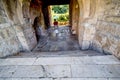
6;27;16;37
0;23;10;29
14;26;23;33
1;29;9;39
0;32;3;41
6;37;19;53
0;16;6;23
81;40;90;50
59;78;108;80
109;78;120;80
0;36;19;58
71;65;120;78
12;66;45;77
0;58;36;65
27;37;37;50
33;57;72;65
45;65;71;78
0;41;11;57
0;66;17;77
105;17;120;24
3;78;53;80
16;32;30;51
92;40;103;53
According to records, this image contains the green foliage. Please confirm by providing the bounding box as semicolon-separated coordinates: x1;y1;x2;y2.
52;5;69;14
57;14;69;22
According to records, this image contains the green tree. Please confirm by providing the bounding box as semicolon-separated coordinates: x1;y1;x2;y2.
52;5;69;14
57;14;69;22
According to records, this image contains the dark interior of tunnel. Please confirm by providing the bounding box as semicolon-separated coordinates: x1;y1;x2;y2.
42;0;70;6
30;0;70;5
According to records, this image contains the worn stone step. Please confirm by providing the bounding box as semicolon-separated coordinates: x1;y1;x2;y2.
0;55;120;65
10;50;105;57
0;50;120;79
0;54;120;79
0;64;120;78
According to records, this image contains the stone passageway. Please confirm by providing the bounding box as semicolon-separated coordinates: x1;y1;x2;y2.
33;26;80;52
0;0;120;80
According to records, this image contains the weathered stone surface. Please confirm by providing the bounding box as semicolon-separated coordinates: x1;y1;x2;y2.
12;66;45;77
0;16;7;24
81;40;90;50
0;66;17;77
70;0;120;58
0;42;8;57
0;58;36;65
0;34;20;57
33;57;72;65
71;65;120;78
0;55;120;65
3;78;52;80
92;0;120;58
55;78;108;80
45;65;71;78
0;0;7;24
0;0;28;57
0;54;120;79
0;78;120;80
23;24;37;50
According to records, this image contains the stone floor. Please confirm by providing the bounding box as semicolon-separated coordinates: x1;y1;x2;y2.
0;50;120;80
33;26;80;52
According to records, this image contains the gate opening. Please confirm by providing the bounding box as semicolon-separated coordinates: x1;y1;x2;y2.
49;5;70;27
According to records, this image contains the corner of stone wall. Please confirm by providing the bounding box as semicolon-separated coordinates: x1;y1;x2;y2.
22;23;37;50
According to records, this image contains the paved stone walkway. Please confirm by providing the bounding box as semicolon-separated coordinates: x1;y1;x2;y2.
0;50;120;80
33;26;80;52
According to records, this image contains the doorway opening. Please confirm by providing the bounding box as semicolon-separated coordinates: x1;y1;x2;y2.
49;5;70;27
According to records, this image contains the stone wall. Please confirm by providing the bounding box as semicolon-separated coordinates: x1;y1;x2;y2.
0;0;38;57
71;0;120;58
72;0;96;50
0;0;20;57
0;0;48;57
92;0;120;58
22;0;38;50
